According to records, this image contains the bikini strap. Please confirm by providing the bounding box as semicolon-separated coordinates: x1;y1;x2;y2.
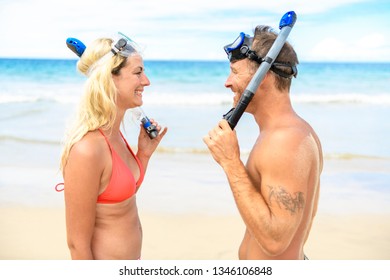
119;131;139;163
119;131;145;187
55;182;64;192
98;128;113;152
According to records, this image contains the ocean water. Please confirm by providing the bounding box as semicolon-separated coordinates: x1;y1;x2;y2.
1;59;389;156
0;58;389;211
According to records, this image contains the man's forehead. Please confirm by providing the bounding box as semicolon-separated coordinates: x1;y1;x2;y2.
230;59;250;70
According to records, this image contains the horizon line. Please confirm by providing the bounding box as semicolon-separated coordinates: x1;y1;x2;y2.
1;56;390;64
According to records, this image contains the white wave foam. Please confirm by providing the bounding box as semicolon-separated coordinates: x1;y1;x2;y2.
145;92;390;106
142;92;232;105
0;95;38;104
0;93;79;104
292;93;390;105
2;90;390;106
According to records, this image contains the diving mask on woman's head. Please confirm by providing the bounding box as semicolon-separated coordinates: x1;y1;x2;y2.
110;32;140;57
96;32;140;63
85;32;141;76
223;32;298;79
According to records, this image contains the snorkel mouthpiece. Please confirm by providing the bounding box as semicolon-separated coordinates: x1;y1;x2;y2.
141;118;158;139
132;107;158;139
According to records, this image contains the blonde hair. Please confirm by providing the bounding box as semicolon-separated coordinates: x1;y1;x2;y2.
60;38;128;171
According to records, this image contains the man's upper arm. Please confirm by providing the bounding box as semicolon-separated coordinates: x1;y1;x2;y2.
257;129;312;237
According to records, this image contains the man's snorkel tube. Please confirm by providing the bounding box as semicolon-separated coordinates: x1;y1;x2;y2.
223;11;297;129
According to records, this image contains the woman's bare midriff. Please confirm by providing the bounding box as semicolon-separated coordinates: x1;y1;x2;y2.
92;196;142;260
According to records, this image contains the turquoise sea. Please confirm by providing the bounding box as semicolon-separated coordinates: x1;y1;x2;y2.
1;59;390;156
0;58;389;212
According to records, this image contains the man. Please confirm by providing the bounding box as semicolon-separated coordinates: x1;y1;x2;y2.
203;25;323;260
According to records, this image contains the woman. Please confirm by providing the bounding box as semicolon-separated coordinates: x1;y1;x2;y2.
59;33;167;259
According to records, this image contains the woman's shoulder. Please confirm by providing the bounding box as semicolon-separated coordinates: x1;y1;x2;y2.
70;130;107;161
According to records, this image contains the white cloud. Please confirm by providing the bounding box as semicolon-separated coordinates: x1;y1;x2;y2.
307;33;390;62
0;0;385;61
357;33;385;49
309;38;348;61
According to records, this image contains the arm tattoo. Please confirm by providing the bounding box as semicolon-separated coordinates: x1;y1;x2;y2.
267;185;305;215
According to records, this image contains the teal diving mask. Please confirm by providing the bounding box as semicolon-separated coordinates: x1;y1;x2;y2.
72;32;141;76
110;32;140;57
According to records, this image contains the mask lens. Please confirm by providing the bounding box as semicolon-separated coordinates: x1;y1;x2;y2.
224;32;245;55
112;32;139;57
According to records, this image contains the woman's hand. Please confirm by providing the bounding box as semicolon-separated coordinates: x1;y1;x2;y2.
137;119;168;159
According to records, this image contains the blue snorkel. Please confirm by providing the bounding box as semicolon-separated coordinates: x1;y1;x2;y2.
223;11;297;129
66;38;86;57
65;35;159;139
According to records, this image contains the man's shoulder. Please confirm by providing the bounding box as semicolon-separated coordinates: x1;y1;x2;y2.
263;124;311;146
254;122;320;165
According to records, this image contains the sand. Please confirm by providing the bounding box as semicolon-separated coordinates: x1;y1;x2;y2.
1;207;389;260
0;153;389;260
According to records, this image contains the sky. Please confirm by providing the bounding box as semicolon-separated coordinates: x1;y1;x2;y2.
0;0;389;62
